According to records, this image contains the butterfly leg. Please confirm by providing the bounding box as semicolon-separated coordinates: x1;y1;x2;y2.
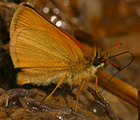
89;74;100;97
75;78;87;114
42;75;66;103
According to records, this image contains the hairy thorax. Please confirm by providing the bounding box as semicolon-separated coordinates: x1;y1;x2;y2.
65;60;97;87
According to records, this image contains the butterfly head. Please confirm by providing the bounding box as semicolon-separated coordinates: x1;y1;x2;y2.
92;43;122;68
92;48;110;68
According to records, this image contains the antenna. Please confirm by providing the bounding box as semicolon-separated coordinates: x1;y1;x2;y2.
99;51;134;93
103;43;122;53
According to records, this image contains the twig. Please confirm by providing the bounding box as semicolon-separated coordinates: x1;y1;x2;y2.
87;86;119;120
20;97;72;115
0;88;36;106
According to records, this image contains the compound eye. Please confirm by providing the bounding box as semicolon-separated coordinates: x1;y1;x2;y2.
93;58;101;66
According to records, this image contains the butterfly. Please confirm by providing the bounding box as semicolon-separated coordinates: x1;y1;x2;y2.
10;2;120;114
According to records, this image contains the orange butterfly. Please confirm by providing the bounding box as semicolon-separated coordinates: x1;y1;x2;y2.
10;3;120;114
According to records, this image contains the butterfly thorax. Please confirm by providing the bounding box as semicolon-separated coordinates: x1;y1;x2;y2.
66;59;97;86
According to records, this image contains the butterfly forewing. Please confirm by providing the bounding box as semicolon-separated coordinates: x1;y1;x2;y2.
11;28;78;68
10;3;84;68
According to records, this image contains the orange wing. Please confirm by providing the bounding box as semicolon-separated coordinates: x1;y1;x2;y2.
10;3;84;69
